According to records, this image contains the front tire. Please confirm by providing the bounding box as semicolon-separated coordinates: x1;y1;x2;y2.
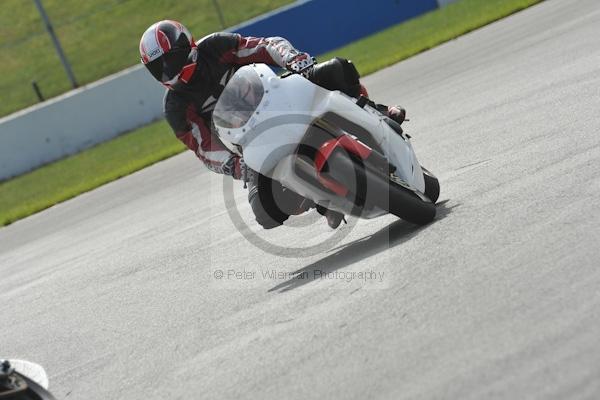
324;150;436;225
422;167;440;204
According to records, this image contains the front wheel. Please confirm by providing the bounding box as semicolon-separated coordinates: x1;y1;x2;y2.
324;150;436;225
421;167;440;204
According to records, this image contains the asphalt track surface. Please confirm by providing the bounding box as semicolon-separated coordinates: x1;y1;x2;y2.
2;0;600;398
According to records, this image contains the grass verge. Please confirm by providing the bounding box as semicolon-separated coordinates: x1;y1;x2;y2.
0;0;544;226
0;121;184;226
0;0;292;117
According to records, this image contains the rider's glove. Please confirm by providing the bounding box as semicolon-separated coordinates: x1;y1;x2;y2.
286;52;315;74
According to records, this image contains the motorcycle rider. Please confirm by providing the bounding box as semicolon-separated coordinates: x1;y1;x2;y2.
139;20;406;229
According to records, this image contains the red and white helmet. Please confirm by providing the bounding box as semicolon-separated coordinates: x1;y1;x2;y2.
139;20;197;87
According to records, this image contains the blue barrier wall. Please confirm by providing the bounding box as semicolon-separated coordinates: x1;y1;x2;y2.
232;0;440;56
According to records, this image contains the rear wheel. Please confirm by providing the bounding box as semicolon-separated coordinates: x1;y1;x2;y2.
324;150;436;225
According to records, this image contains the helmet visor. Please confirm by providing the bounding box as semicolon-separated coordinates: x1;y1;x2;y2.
144;48;191;83
145;57;165;82
163;48;190;80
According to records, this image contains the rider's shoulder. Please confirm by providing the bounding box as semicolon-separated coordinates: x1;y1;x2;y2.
195;31;239;50
163;89;189;112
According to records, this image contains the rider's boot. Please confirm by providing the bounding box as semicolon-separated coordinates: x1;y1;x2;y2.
359;77;406;125
386;105;406;125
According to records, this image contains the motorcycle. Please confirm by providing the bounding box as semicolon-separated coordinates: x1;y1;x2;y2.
212;64;440;225
0;359;56;399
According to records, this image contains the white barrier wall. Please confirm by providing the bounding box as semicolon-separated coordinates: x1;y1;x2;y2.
0;65;165;181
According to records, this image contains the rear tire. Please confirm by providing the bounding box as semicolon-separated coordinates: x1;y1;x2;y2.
325;150;436;225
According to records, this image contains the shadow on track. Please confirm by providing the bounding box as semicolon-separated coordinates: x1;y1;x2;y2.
268;200;457;293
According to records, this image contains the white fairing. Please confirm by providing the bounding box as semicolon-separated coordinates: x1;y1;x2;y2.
213;64;426;215
9;359;50;389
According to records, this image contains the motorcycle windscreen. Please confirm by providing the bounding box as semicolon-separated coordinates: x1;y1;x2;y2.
213;67;264;129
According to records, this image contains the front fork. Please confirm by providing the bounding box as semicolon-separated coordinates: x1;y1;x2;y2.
313;134;394;196
314;133;429;203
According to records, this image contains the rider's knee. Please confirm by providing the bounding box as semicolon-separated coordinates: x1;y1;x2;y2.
247;173;290;229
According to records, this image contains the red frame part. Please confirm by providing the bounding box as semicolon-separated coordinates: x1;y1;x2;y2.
314;135;372;196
